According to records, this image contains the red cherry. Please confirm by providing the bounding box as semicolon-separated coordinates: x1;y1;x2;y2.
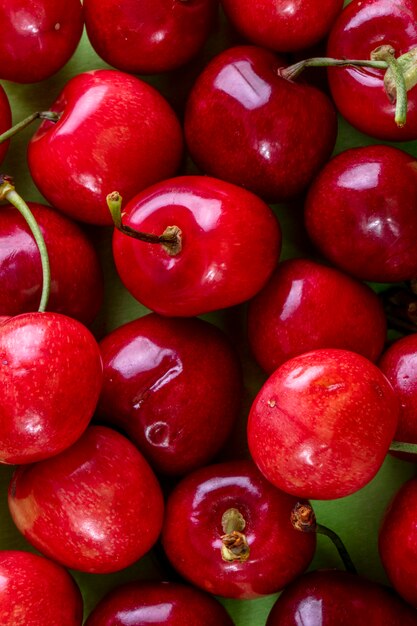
27;69;183;225
248;258;386;374
85;580;234;626
0;312;103;464
0;0;84;83
0;550;83;626
379;476;417;608
84;0;218;74
184;45;337;202
305;145;417;283
112;175;281;316
327;0;417;141
161;459;316;599
0;202;103;324
266;569;417;625
221;0;343;53
98;313;242;475
248;349;400;500
8;425;164;573
0;84;11;164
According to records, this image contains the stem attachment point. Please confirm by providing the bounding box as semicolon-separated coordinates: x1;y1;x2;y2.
220;508;250;563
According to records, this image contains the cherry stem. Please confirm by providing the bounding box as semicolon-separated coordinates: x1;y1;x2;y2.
0;175;50;312
0;111;60;144
106;191;182;256
220;508;250;563
389;441;417;454
279;51;407;128
291;502;357;574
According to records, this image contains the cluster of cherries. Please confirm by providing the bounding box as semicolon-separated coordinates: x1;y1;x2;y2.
2;0;417;624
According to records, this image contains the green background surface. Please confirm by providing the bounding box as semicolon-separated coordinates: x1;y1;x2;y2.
1;3;417;624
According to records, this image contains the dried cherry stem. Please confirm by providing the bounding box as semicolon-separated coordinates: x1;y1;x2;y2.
0;175;50;312
107;191;182;256
220;507;250;563
279;46;407;128
291;502;357;574
0;111;60;144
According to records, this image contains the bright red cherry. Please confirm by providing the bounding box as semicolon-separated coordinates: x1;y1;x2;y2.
8;426;164;573
379;476;417;608
184;45;337;202
98;313;242;475
221;0;343;53
327;0;417;141
0;202;103;324
112;175;281;316
84;0;218;74
85;580;234;626
162;459;316;599
248;258;387;374
0;550;83;626
0;312;103;464
248;349;400;500
0;85;11;164
27;69;183;225
305;145;417;283
266;570;417;625
0;0;84;83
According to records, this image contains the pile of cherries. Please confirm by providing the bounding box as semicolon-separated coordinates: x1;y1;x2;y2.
2;0;417;624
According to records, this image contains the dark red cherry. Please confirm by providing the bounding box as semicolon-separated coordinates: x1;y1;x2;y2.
305;145;417;283
0;84;11;164
162;459;316;599
221;0;343;53
247;258;386;374
184;45;337;202
84;0;218;74
266;569;417;625
0;202;103;324
0;0;84;83
327;0;417;141
85;580;234;626
98;313;242;475
379;476;417;608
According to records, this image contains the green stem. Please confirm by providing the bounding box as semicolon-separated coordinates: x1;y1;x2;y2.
0;176;50;312
279;57;388;81
0;111;60;144
389;441;417;455
291;502;357;574
371;46;407;127
107;191;182;256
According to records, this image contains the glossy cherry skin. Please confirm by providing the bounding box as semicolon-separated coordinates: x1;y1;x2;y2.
84;0;218;74
305;145;417;283
8;426;164;574
221;0;343;53
184;46;337;202
379;335;417;459
266;570;417;625
27;69;183;225
0;550;83;626
112;176;281;317
0;0;83;83
98;313;242;475
379;476;417;608
248;349;400;500
327;0;417;141
85;581;234;626
0;202;103;324
248;258;386;374
0;84;11;164
162;460;316;599
0;312;103;464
